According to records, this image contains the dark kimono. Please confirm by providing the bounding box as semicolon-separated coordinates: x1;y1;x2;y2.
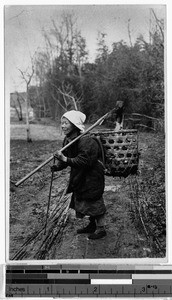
55;131;106;217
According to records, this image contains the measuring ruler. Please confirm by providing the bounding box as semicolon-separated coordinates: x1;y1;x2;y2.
5;264;172;297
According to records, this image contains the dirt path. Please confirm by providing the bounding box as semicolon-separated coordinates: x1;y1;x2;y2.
9;124;166;260
50;177;150;260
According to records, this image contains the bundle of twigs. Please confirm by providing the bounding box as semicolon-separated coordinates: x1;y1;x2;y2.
12;186;71;260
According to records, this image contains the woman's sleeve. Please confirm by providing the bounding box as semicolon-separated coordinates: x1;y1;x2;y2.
55;138;68;171
66;136;98;168
55;160;68;171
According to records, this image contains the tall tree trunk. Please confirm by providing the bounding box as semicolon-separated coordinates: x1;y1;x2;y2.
78;63;84;108
17;97;23;121
26;86;32;142
18;64;34;142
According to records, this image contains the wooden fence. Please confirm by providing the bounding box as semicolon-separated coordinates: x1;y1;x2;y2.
123;113;164;132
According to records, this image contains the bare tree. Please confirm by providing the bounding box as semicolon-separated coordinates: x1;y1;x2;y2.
18;63;34;142
33;13;88;121
49;80;83;120
11;92;23;121
34;51;51;118
151;8;164;44
58;82;80;111
127;19;133;47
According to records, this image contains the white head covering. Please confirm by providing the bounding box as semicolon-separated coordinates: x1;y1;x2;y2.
62;110;86;132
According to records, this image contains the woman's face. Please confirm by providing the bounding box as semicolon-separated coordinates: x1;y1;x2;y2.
61;117;75;136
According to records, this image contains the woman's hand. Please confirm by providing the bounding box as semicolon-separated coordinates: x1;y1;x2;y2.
54;151;67;162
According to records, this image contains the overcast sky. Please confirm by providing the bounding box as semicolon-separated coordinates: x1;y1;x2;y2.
5;4;165;92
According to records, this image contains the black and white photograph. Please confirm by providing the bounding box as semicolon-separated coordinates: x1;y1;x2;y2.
5;4;166;261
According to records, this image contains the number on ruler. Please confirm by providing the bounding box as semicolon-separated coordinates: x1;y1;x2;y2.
91;286;99;294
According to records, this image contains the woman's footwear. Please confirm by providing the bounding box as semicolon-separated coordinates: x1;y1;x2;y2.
77;222;96;234
88;230;106;239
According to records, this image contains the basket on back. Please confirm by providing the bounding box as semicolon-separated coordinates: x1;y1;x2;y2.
92;129;139;177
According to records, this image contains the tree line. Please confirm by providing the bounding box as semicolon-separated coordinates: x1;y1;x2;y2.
18;11;164;131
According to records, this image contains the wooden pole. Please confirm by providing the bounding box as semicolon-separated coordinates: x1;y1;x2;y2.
15;110;111;187
44;157;56;235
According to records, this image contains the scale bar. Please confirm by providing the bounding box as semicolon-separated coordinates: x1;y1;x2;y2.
132;274;172;279
91;279;133;285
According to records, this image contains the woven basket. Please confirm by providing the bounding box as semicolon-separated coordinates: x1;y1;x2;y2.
92;129;139;177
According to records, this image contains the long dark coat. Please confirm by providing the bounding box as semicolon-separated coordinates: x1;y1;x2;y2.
55;130;106;217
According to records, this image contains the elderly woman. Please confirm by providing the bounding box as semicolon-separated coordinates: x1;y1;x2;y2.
51;110;106;239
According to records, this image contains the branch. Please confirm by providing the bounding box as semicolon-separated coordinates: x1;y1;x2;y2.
127;19;133;47
64;85;82;106
49;82;67;107
132;113;161;121
58;87;78;110
8;10;26;21
151;9;164;42
11;97;20;119
50;82;78;111
50;91;67;112
15;91;26;102
27;64;35;86
58;88;70;108
18;64;34;86
135;124;156;131
76;94;83;103
18;68;27;84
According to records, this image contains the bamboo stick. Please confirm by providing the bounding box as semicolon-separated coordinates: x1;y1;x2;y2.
15;110;112;187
